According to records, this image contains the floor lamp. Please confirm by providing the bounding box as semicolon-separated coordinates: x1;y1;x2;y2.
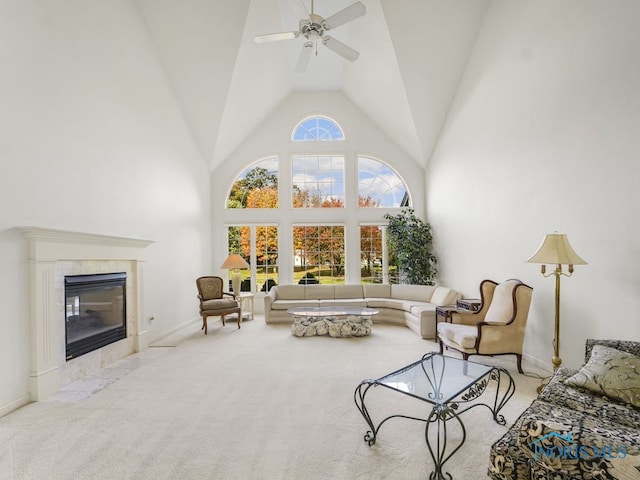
221;253;250;295
527;233;586;382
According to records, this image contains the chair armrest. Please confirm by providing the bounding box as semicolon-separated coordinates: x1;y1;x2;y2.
223;292;237;299
476;321;521;354
450;311;484;326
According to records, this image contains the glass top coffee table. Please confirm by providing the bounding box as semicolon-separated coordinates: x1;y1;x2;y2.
354;352;515;479
287;306;379;337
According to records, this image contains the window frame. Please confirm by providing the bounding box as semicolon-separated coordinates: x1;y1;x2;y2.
292;115;345;142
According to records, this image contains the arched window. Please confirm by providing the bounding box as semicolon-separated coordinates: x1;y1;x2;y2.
357;156;411;208
224;117;415;288
292;115;344;141
227;157;278;209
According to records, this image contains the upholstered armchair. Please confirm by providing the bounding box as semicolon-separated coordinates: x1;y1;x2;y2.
196;276;242;334
437;279;533;373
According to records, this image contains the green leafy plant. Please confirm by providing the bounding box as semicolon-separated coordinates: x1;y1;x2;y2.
384;208;437;285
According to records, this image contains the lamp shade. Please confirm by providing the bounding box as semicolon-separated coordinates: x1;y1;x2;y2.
526;233;587;266
220;253;250;270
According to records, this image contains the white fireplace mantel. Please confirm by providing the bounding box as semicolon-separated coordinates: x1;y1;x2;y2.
18;227;155;401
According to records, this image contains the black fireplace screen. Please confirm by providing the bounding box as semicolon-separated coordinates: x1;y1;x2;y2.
65;272;127;360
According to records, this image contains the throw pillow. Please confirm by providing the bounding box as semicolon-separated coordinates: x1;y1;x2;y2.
565;344;640;408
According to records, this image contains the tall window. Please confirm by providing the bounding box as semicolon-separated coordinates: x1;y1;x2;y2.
293;225;345;284
227;157;278;209
227;226;278;293
292;116;344;141
292;156;345;208
360;225;384;284
358;156;410;208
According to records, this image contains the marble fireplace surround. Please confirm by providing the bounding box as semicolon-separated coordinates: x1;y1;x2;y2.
19;227;154;401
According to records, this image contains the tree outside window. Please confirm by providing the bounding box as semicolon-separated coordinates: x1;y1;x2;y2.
227;225;278;293
227;159;278;209
293;225;345;284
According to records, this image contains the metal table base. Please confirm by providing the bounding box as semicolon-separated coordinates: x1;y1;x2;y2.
354;353;515;480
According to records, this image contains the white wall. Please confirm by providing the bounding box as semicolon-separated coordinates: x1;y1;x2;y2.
426;0;640;370
0;1;210;413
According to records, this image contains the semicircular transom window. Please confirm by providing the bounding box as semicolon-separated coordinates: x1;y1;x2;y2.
227;157;279;209
292;115;345;142
358;156;411;208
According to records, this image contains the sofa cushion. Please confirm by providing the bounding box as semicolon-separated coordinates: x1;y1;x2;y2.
430;287;458;306
539;367;640;430
318;299;368;307
271;299;320;310
516;399;640;478
437;323;477;349
366;298;398;309
363;284;391;298
565;344;640;408
389;299;422;313
274;285;305;300
304;285;334;300
484;279;518;324
409;305;436;319
333;284;364;299
391;284;436;302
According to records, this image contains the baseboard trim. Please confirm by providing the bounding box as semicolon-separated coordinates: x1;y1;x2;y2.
149;317;200;346
523;352;552;374
0;394;31;418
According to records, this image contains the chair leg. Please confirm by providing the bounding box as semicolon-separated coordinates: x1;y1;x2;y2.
438;340;444;354
202;316;208;335
236;308;242;329
515;354;524;374
221;315;226;327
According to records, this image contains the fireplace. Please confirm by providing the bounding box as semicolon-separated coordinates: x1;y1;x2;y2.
65;272;127;360
19;227;153;401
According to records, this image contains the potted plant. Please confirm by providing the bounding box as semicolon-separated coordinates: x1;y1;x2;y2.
384;208;437;285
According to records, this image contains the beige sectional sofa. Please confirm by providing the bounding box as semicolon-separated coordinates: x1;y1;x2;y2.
264;284;461;339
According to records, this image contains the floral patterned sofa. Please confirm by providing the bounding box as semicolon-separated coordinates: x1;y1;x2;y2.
488;339;640;479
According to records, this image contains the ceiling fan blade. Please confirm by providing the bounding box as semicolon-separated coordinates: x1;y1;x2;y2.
296;42;314;73
322;35;359;62
322;1;366;30
254;31;300;44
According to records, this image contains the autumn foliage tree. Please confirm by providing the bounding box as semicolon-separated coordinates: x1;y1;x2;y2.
358;196;382;276
227;167;279;264
238;187;279;265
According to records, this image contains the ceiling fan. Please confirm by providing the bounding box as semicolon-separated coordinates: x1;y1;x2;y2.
254;0;366;73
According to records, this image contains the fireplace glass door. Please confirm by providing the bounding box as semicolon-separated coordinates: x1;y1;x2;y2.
65;272;127;360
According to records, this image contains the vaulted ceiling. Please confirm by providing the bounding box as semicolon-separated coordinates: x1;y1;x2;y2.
134;0;489;170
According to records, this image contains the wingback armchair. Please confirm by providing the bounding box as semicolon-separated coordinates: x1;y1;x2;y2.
196;276;242;334
437;279;533;373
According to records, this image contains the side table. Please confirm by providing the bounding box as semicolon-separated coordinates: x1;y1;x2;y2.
435;305;458;339
456;298;482;313
236;293;255;321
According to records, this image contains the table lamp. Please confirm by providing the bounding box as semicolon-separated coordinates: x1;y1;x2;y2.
527;233;586;373
221;253;250;295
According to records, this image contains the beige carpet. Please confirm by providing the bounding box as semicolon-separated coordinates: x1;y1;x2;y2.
0;317;541;480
